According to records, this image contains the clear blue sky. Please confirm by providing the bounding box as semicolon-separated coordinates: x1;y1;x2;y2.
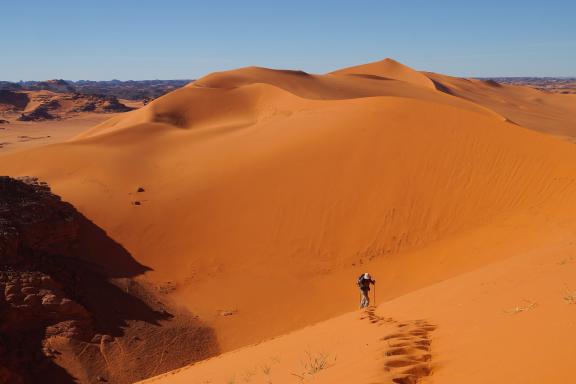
1;0;575;80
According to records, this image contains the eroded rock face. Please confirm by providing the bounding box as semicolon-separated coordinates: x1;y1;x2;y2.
14;92;133;121
0;177;91;383
0;176;78;263
0;177;217;384
0;270;89;331
0;90;29;114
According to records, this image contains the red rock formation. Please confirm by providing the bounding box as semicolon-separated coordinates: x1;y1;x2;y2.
0;177;217;383
0;176;78;262
0;90;133;121
0;177;91;383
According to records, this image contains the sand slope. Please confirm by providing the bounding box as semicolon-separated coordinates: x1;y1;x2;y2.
425;72;576;138
141;223;576;384
331;58;437;89
1;59;576;382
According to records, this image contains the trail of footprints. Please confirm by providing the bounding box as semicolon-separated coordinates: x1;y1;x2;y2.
362;307;436;384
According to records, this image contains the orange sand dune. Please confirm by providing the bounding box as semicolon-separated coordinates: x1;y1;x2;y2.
425;72;576;138
80;62;504;141
1;59;576;382
141;223;576;384
331;58;437;89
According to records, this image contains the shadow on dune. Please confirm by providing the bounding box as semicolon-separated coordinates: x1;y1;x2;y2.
29;201;175;330
37;253;171;336
430;78;453;95
73;213;152;278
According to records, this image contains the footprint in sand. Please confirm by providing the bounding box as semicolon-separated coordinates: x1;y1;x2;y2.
362;307;436;384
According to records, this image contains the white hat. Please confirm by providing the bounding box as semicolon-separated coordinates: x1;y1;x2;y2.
363;273;371;279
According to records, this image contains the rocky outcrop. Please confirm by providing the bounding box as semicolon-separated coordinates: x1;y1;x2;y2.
0;269;93;383
15;93;133;121
17;101;59;121
28;79;77;94
0;90;134;121
0;90;29;114
0;176;78;262
69;93;133;113
0;177;90;383
0;177;218;383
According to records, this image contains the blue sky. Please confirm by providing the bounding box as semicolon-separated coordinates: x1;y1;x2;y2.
1;0;575;80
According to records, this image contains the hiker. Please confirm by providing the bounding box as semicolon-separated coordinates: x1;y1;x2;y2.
357;272;376;308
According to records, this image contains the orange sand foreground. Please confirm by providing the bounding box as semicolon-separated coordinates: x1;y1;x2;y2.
1;59;576;383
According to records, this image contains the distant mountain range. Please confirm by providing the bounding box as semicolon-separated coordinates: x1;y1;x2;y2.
2;77;574;99
0;79;192;100
476;77;576;94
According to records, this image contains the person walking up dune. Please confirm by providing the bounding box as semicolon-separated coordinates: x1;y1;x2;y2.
357;272;376;308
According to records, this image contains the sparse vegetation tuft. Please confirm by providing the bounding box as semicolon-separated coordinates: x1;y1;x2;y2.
557;255;575;265
260;363;272;383
290;350;337;381
505;300;538;314
563;290;576;304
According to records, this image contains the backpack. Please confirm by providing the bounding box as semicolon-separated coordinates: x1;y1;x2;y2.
357;274;366;289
